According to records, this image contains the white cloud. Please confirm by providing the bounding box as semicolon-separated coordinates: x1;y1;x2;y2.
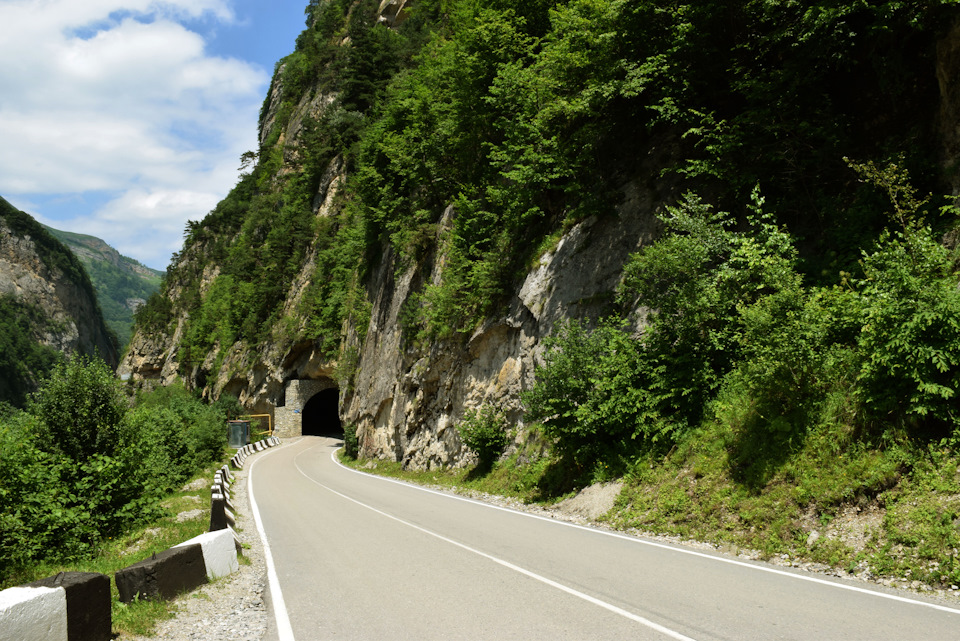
0;0;268;269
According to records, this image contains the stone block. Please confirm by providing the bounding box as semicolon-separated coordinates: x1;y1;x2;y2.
27;572;110;641
0;586;67;641
175;530;239;580
209;494;234;531
115;544;207;603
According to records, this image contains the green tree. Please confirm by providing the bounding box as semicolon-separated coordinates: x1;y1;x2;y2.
29;355;126;461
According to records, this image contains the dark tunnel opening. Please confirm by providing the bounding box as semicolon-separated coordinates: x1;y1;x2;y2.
301;387;343;438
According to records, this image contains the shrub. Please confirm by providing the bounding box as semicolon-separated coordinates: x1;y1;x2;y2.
127;383;228;487
522;319;658;469
458;405;510;468
846;158;960;436
854;220;960;435
0;368;232;583
29;355;126;461
343;423;359;459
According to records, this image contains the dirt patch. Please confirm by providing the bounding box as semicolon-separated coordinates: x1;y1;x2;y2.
555;482;623;520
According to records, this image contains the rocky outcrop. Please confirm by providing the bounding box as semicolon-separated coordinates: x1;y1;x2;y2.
115;0;667;468
378;0;412;27
0;199;118;367
341;180;662;469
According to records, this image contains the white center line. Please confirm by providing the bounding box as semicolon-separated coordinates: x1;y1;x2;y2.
294;446;700;641
329;446;960;617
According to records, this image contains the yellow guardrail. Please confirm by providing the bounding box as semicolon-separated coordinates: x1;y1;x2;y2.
239;414;273;437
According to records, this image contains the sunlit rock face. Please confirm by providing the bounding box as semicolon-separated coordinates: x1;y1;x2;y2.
0;207;118;367
341;179;663;470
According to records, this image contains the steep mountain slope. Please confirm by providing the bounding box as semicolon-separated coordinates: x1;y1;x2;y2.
45;226;163;348
0;197;119;406
121;0;960;468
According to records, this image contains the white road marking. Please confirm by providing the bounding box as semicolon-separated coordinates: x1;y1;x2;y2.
249;448;297;641
295;446;700;641
328;446;960;617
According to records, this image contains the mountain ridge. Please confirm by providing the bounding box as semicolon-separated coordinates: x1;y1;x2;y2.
44;225;163;348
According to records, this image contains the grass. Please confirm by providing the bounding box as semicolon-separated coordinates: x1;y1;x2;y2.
2;458;229;638
340;452;573;505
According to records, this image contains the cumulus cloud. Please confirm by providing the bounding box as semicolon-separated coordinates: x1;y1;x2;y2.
0;0;269;269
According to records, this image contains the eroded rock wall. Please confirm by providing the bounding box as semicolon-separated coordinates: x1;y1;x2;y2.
342;180;662;469
0;216;118;366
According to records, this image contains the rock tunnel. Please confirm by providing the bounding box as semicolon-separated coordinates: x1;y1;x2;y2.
301;387;343;438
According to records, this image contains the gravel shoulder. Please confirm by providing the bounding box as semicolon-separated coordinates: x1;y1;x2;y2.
125;466;268;641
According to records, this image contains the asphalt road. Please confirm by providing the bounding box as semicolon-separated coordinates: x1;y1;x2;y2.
249;436;960;641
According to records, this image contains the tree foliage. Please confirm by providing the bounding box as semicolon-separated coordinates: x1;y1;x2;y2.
0;361;228;583
525;160;960;477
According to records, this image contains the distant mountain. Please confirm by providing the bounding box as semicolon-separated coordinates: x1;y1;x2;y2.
44;226;164;349
0;197;119;407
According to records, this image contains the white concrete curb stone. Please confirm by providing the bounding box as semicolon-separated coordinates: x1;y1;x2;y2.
175;530;240;581
0;586;68;641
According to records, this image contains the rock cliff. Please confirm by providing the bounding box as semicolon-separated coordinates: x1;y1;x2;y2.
0;197;119;380
119;0;960;469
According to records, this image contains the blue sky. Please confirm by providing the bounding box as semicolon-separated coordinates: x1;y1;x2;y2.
0;0;311;270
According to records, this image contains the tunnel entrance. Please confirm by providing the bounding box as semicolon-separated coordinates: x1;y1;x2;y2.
301;387;342;438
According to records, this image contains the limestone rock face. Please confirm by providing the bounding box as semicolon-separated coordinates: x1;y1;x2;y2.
0;211;118;366
341;182;661;469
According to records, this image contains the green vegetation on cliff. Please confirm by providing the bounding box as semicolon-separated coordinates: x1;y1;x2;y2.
137;0;957;375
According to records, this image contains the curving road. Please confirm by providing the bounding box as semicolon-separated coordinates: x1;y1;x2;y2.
249;436;960;641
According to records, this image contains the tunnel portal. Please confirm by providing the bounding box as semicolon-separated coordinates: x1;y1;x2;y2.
301;387;343;438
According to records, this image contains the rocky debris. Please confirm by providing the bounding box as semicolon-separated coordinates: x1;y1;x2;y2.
175;509;204;523
798;503;885;555
554;482;623;521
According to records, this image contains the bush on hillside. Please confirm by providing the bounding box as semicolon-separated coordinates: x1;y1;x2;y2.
457;404;510;468
0;363;230;583
525;171;960;481
30;355;127;461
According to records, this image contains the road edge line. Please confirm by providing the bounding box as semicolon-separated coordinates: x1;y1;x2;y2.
249;447;296;641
